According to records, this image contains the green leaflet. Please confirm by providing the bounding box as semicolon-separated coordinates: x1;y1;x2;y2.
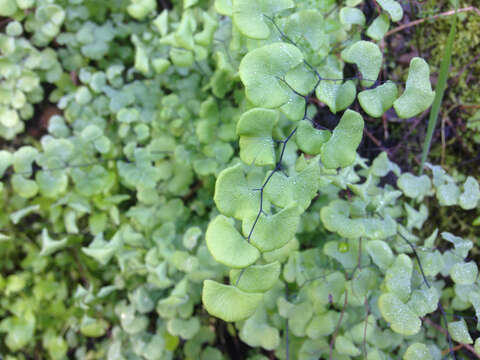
393;57;435;119
459;176;480;210
239;42;304;108
206;215;260;268
0;311;35;351
82;232;122;266
296;120;331;155
237;108;279;166
448;319;473;344
320;200;365;239
441;232;472;258
403;343;433;360
80;316;109;338
230;262;280;292
366;14;390;41
284;10;328;57
215;0;232;16
285;301;313;337
342;41;382;86
366;240;394;270
40;229;68;256
397;173;432;200
36;170;68;198
167;318;200;340
202;280;263;322
324;238;367;270
214;163;261;220
242;204;300;252
385;254;413;302
306;311;339;338
127;0;157;20
377;0;403;22
450;261;478;285
239;306;280;350
315;80;356;114
335;335;361;357
321;110;364;169
232;0;294;39
339;7;366;27
264;159;320;211
0;0;17;17
378;293;421;336
370;151;401;177
358;81;398;117
407;287;439;317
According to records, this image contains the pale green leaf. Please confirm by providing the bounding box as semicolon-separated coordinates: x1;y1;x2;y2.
36;170;68;198
206;215;260;268
335;335;361;357
377;0;403;22
167;318;200;340
342;41;382;86
215;0;232;16
0;0;17;17
306;311;338;338
320;200;365;238
459;176;480;210
214;163;262;220
11;174;38;198
339;7;366;26
385;254;412;302
80;316;109;338
378;293;421;336
441;232;472;258
450;262;478;285
295;120;331;155
242;204;300;252
407;287;439;317
315;80;356;114
448;319;473;344
394;58;435;118
40;229;68;256
127;0;157;20
10;205;40;225
321;110;364;169
366;240;394;270
239;306;280;350
358;81;398;117
239;43;304;108
230;262;280;293
264;159;320;211
0;312;35;351
237;108;279;166
287;301;313;337
232;0;294;39
403;343;432;360
366;14;390;40
82;233;122;266
397;173;431;200
202;280;263;321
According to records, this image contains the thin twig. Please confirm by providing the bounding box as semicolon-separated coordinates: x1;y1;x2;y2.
385;7;480;37
423;317;480;359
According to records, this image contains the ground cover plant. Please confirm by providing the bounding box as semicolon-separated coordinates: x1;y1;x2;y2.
0;0;480;359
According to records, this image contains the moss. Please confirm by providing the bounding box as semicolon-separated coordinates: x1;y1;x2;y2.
419;0;480;104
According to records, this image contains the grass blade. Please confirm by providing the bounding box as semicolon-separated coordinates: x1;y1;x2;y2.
418;3;458;175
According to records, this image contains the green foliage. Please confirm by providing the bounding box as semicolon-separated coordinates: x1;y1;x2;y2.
1;0;478;359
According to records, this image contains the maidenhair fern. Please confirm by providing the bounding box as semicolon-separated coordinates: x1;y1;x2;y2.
0;0;479;359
